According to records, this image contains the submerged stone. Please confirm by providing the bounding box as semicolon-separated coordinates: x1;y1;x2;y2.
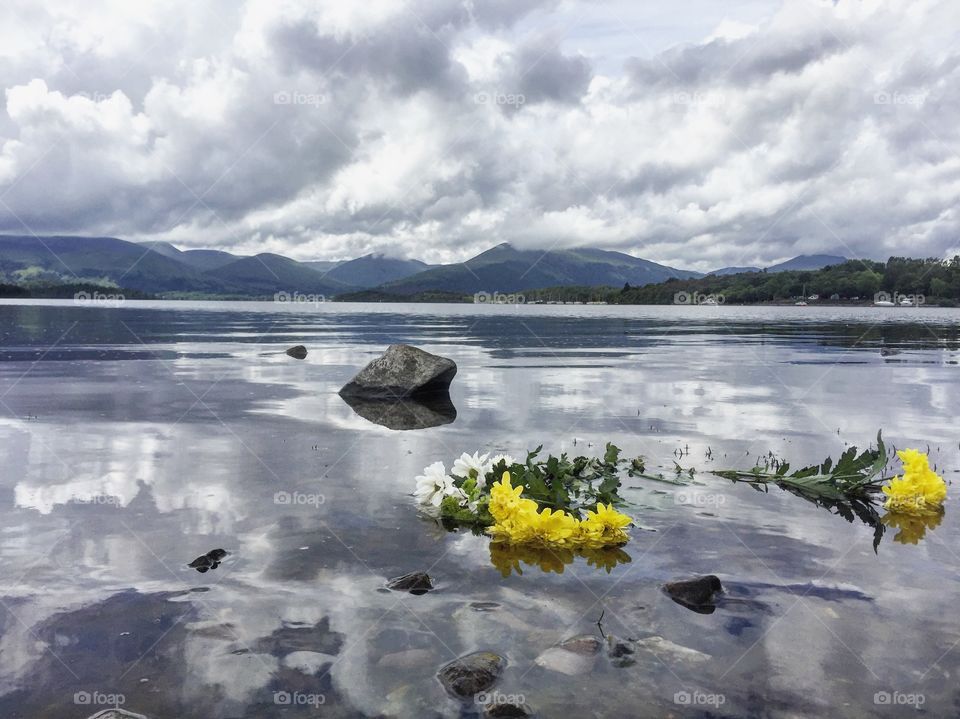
437;651;506;699
534;647;595;676
339;344;457;399
635;636;711;663
606;635;637;668
485;701;535;717
377;648;435;669
559;634;603;656
285;344;308;359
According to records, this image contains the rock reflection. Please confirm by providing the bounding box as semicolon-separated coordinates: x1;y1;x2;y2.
339;392;457;430
489;542;631;577
249;617;343;656
0;589;358;717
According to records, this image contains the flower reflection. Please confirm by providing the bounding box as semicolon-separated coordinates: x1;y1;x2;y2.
580;546;632;573
489;541;631;577
881;510;943;545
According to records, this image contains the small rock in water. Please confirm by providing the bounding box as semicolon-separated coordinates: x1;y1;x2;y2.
469;601;501;612
534;646;597;676
635;636;710;663
188;548;228;573
485;701;536;718
377;648;434;669
386;571;434;595
559;634;603;655
664;574;723;613
437;651;506;699
84;711;149;719
534;634;604;675
285;345;308;359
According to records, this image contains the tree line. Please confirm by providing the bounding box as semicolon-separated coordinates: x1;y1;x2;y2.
614;257;960;305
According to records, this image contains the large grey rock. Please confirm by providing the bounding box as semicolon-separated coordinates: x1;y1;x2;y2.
85;711;148;719
437;651;506;699
339;344;457;399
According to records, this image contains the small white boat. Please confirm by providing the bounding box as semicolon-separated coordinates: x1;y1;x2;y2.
899;298;914;306
701;297;718;306
873;300;895;307
794;301;808;306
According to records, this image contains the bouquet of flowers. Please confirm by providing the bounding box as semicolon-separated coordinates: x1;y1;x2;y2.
413;444;640;550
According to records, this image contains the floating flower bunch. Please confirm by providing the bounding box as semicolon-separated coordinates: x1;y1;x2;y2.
882;448;947;516
487;473;631;549
413;445;640;553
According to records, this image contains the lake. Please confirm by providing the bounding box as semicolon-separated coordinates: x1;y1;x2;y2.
0;300;957;718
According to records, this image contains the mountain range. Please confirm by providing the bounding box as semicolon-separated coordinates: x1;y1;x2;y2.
0;234;847;298
709;254;848;276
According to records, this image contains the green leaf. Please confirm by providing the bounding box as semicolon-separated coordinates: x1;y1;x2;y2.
604;442;621;465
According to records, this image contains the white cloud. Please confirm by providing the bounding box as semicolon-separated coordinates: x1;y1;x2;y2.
0;0;958;270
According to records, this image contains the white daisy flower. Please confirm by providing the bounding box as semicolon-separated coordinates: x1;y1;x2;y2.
413;462;455;507
490;453;516;467
451;451;493;487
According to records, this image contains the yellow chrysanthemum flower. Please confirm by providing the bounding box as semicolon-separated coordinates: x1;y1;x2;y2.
488;472;525;521
487;473;632;549
534;507;581;545
578;502;632;548
882;449;947;515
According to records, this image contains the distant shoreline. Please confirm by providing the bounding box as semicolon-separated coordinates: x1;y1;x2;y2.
0;293;951;309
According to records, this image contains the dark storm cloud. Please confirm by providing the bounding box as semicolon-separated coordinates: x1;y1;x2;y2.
507;40;593;105
271;18;468;98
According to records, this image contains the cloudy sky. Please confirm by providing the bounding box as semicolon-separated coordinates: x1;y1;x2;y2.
0;0;957;271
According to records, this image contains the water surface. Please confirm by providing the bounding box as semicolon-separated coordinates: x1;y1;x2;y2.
0;301;958;718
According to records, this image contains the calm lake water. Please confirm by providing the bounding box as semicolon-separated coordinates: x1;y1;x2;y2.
0;300;958;718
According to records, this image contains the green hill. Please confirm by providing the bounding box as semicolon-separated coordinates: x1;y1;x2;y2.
323;253;430;288
180;249;242;270
204;253;356;296
0;235;230;294
379;243;700;295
